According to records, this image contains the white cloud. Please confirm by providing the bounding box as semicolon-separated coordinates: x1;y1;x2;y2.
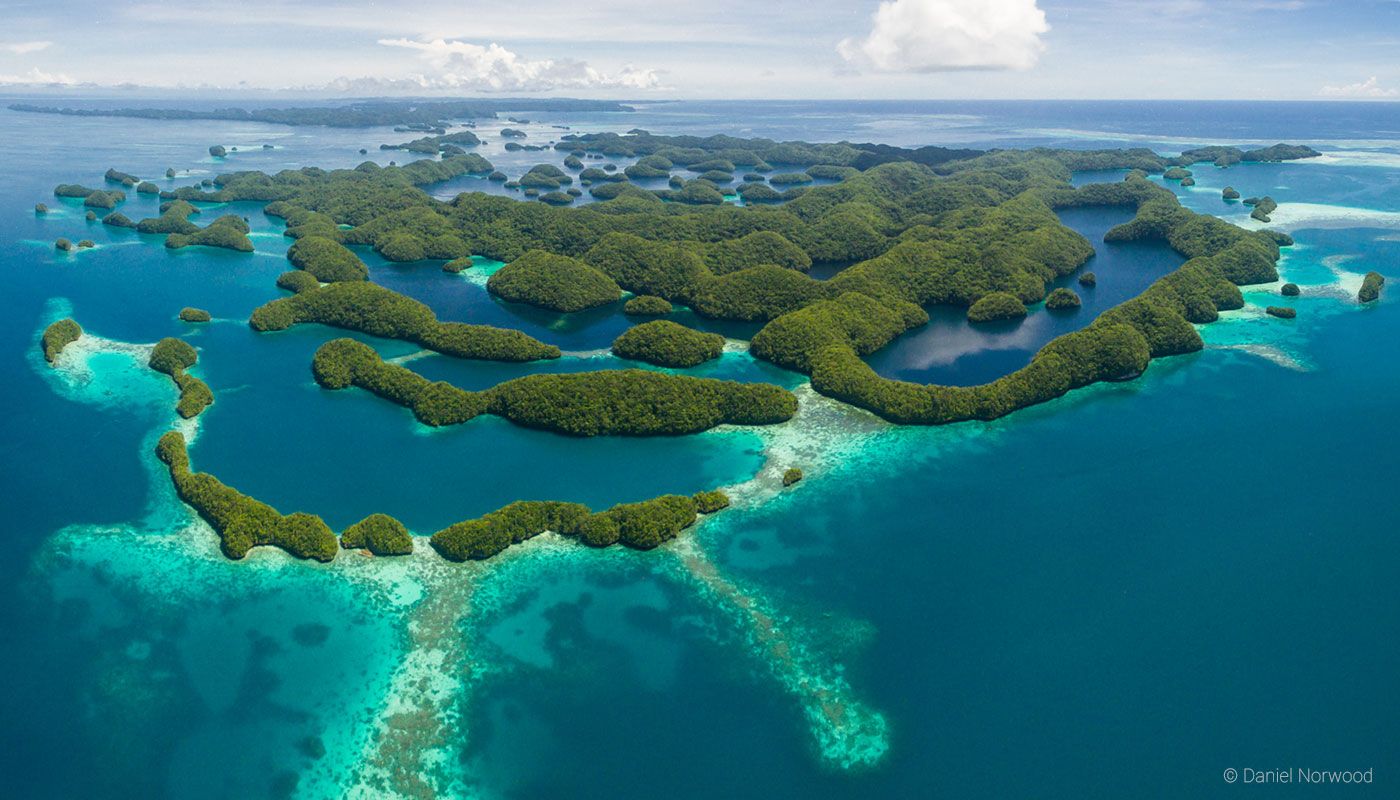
1;40;52;54
0;67;73;85
1319;76;1398;99
838;0;1049;72
377;38;663;92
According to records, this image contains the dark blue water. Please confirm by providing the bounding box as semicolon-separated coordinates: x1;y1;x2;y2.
2;98;1399;799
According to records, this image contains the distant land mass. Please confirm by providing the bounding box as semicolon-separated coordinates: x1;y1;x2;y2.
6;98;635;129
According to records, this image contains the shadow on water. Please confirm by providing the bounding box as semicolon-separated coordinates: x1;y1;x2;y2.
862;204;1183;386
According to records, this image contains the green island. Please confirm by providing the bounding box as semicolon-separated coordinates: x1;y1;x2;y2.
311;337;796;434
485;250;621;311
148;337;214;419
1359;271;1385;303
178;307;212;323
250;281;560;361
968;292;1029;322
104;168;139;187
1045;288;1082;310
156;427;730;563
40;318;82;362
48;131;1324;567
611;319;726;367
1281;283;1300;297
340;513;414;556
1266;306;1296;319
624;295;673;315
286;235;370;282
165;214;255;252
783;467;804;486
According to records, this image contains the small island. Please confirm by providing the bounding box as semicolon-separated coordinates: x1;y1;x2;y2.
179;307;212;323
486;250;621;312
624;295;673;316
611;320;725;367
1045;288;1082;310
1359;271;1385;303
41;318;82;362
967;292;1029;322
1265;306;1296;319
148;337;214;418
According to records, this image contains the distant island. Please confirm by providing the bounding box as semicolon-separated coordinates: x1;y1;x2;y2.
8;98;634;128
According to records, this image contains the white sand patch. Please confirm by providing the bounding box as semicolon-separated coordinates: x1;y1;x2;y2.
1232;202;1400;232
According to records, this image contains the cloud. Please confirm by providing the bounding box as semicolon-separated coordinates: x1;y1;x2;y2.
1;40;52;54
377;38;663;92
837;0;1049;72
1319;76;1398;98
0;67;73;85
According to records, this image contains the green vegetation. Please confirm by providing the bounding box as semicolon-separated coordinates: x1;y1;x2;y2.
624;295;672;315
209;145;227;157
312;338;796;435
179;307;212;323
41;318;81;363
54;238;72;251
1163;167;1192;181
1281;283;1300;297
1045;288;1081;310
783;467;803;486
1359;271;1385;303
277;270;320;293
341;513;414;555
136;181;160;195
500;128;527;138
381;130;483;155
690;265;828;321
1248;196;1279;222
156;432;338;562
692;490;730;513
967;292;1028;322
768;172;813;185
251;282;560;362
429;492;706;561
105;168;139;186
612;320;725;367
148;337;213;418
443;257;473;273
34;203;48;214
84;211;96;221
166;215;254;252
102;212;135;228
137;200;199;235
1223;187;1241;200
1266;306;1296;319
287;236;369;282
486;250;621;312
78;239;94;248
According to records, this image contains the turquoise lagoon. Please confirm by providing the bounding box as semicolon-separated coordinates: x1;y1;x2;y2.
2;100;1399;798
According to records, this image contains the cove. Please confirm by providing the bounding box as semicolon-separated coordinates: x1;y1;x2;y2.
862;204;1183;386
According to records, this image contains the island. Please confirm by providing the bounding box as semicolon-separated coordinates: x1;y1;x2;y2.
148;337;214;418
486;250;621;312
611;320;725;367
1359;271;1385;303
40;318;82;362
310;337;796;434
179;307;212;323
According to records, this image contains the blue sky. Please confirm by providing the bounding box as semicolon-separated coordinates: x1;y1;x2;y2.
1;0;1397;99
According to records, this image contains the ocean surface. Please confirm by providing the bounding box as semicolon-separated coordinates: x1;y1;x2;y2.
1;98;1397;798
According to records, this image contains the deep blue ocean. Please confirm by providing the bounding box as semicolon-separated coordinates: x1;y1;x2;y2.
1;98;1397;798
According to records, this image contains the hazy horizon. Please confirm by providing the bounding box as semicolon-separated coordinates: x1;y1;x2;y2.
2;0;1397;102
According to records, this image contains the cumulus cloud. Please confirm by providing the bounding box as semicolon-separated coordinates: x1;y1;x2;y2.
837;0;1048;72
0;41;52;54
1319;76;1398;99
377;38;663;92
0;67;73;85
